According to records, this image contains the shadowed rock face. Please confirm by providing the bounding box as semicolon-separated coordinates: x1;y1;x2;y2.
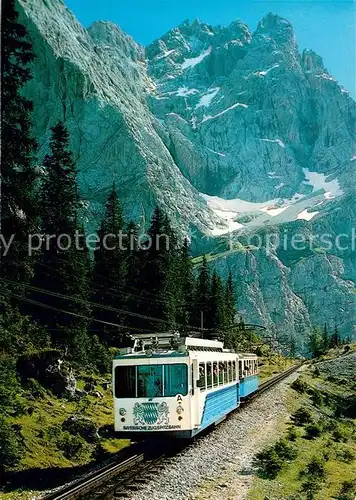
17;1;355;342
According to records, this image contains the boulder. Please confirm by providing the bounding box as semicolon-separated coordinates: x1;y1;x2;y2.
16;350;77;397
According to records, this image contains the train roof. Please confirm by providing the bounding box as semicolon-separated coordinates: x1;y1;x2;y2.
113;333;257;360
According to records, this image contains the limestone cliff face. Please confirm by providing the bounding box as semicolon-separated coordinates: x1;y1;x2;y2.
17;1;355;341
17;0;222;236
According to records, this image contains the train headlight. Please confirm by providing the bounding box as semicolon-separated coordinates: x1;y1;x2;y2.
176;406;184;415
119;407;127;416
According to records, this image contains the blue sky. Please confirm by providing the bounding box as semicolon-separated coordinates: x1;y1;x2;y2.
66;0;355;95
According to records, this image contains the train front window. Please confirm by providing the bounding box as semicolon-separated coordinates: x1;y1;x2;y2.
115;364;187;398
137;365;163;398
164;364;188;396
115;366;135;398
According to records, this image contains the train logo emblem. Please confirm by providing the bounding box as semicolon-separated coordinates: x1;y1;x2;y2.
133;402;169;425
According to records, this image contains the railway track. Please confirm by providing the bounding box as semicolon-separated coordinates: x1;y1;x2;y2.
43;363;302;500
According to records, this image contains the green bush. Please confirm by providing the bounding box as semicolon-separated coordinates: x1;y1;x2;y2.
56;431;90;460
304;456;326;478
332;425;349;443
334;395;356;419
337;480;356;500
253;439;297;479
291;407;313;426
311;389;323;407
274;439;297;460
320;417;336;432
291;378;308;393
89;335;111;374
0;416;23;471
287;426;298;441
301;477;322;499
305;423;322;439
253;447;284;479
312;367;320;377
336;446;355;464
0;358;21;414
62;416;99;443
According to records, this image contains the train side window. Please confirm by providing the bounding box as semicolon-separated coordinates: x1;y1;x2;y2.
219;362;224;385
206;362;212;389
213;362;218;387
227;361;231;382
197;363;206;390
232;361;236;380
239;360;242;378
223;362;228;384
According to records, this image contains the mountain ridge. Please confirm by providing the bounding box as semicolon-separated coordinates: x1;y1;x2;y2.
16;0;356;343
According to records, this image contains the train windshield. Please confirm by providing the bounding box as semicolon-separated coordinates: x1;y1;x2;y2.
115;364;188;398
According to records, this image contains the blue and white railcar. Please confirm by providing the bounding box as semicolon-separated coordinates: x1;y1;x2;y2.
113;334;258;439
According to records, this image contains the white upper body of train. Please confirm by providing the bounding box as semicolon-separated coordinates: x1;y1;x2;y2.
113;333;259;438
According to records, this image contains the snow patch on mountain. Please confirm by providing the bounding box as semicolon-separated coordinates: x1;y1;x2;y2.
196;87;220;108
261;138;286;148
156;49;176;60
207;147;226;157
181;46;211;69
200;187;332;235
297;209;319;221
254;63;280;76
176;86;199;97
302;168;343;198
202;102;248;123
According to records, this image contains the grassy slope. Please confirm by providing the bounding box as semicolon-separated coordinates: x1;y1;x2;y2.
258;354;296;382
248;345;356;500
1;372;129;499
1;355;297;499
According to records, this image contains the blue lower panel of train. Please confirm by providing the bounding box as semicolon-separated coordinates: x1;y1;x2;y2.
239;375;259;398
199;384;239;432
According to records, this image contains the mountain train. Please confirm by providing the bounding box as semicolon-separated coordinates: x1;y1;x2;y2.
113;333;259;438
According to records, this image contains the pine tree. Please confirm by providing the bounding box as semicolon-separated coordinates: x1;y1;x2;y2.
309;327;323;358
138;207;177;330
289;337;297;358
209;271;225;331
91;183;126;345
1;0;38;286
194;255;211;332
32;122;90;362
162;213;181;329
322;323;330;352
176;238;195;329
330;325;341;348
123;220;144;330
225;271;236;328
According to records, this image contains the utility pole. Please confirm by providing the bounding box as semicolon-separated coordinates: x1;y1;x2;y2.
200;310;204;330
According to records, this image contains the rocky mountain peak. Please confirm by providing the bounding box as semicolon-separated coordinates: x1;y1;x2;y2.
16;0;356;340
255;12;295;45
301;48;326;74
